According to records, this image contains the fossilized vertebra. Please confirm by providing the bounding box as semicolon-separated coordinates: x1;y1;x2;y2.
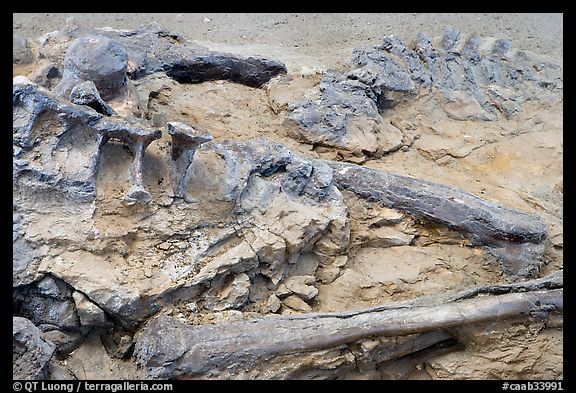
286;26;563;157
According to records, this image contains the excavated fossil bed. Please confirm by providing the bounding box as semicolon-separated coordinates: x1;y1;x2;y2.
12;17;563;381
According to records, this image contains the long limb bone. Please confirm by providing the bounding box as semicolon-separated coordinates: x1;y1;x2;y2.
135;273;562;379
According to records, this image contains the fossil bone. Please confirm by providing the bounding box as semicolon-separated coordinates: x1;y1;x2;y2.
135;273;562;379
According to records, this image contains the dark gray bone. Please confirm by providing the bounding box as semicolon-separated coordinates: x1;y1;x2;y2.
69;80;116;116
13;82;161;203
327;161;547;277
286;70;384;152
13;317;56;380
441;26;461;51
165;54;288;88
287;26;562;153
43;22;287;88
328;161;546;244
135;274;562;379
97;117;162;205
53;35;129;101
167;121;214;198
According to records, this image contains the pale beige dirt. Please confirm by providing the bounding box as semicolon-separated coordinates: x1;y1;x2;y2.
13;13;563;72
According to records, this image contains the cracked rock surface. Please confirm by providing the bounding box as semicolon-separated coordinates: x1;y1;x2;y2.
13;18;562;380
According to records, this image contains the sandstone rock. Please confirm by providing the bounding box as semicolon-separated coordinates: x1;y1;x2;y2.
28;60;62;90
72;291;107;327
263;294;282;313
13;317;56;380
283;275;318;301
48;362;76;380
281;295;312;312
204;273;251;311
13;32;34;64
316;266;341;284
62;334;140;379
275;283;291;298
360;226;415;248
333;255;349;268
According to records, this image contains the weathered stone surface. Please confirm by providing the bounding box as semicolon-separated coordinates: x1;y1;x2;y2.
13;82;161;203
13;32;34;64
69;80;116;116
12;20;562;380
53;35;129;101
282;295;313;312
72;291;107;327
13;317;56;380
28;60;62;90
134;275;561;379
285;27;562;155
283;275;318;301
263;294;282;313
316;266;341;284
13;276;80;331
38;22;287;88
18;136;348;328
60;334;140;379
204;273;251;311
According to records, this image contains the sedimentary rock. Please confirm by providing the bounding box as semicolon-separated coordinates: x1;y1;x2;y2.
135;273;562;379
328;161;548;277
12;21;562;380
285;26;563;156
53;35;129;101
13;32;34;64
13;317;56;380
13;80;161;203
37;22;287;88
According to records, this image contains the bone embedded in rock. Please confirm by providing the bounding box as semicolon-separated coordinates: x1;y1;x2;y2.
53;35;129;101
134;278;562;379
167;121;214;198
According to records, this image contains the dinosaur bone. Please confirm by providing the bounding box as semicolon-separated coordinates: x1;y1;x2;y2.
53;35;129;101
287;26;563;155
40;22;287;88
135;273;562;379
13;80;161;204
167;122;213;198
327;160;547;277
